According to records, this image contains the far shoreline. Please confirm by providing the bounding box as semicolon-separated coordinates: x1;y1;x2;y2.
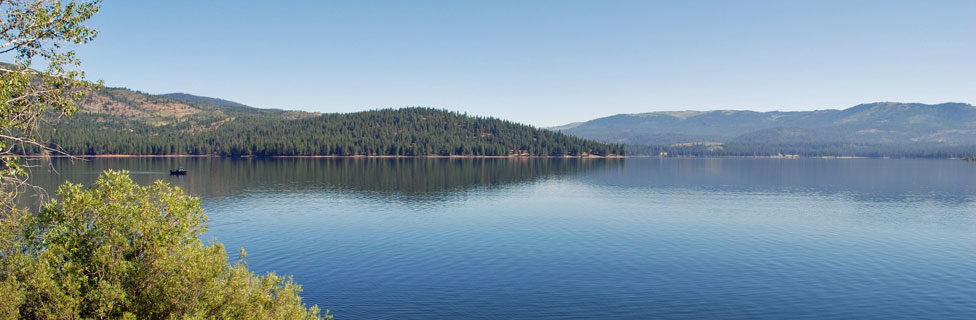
17;154;969;160
22;154;627;159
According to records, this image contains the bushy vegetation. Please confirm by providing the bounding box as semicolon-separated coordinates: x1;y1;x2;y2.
39;107;625;157
0;171;330;319
0;1;328;318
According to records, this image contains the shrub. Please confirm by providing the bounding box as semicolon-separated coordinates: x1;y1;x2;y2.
0;170;329;319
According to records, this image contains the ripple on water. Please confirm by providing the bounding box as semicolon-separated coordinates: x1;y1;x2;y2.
27;158;976;319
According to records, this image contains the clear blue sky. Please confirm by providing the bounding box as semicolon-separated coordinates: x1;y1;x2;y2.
75;0;976;127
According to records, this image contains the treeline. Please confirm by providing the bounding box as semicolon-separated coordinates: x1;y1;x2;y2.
35;108;624;157
627;143;976;158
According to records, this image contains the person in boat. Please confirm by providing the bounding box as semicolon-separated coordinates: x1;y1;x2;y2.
170;166;187;175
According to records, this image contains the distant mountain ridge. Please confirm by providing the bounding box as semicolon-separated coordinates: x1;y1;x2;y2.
554;102;976;157
159;92;252;109
33;86;623;157
78;87;316;125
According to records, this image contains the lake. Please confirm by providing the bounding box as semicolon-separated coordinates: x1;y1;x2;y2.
23;158;976;319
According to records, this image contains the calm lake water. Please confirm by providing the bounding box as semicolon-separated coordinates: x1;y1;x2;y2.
24;158;976;319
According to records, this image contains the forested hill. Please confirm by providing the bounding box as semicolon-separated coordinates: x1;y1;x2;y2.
34;88;623;157
554;102;976;158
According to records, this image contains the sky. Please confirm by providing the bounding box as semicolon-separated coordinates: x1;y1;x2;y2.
73;0;976;127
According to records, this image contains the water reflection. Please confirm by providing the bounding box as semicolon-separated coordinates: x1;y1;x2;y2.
18;157;976;319
582;158;976;204
23;157;976;206
25;157;622;203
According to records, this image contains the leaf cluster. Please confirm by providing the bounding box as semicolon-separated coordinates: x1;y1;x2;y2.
0;0;102;205
0;170;329;319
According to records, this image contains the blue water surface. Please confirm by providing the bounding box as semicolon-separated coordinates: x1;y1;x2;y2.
30;158;976;319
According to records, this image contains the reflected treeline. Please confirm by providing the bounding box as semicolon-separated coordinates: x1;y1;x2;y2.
26;157;968;206
583;158;976;204
22;157;622;204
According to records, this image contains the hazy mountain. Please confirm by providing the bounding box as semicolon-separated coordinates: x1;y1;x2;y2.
159;92;252;109
553;102;976;157
547;122;584;131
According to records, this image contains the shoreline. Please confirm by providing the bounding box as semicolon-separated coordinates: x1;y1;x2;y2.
269;154;626;159
23;154;627;159
18;155;963;160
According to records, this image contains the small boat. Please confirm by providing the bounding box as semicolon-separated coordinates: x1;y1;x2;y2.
170;166;187;175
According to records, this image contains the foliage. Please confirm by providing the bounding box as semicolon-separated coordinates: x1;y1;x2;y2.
0;0;101;205
0;170;330;319
38;107;626;157
0;3;330;319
